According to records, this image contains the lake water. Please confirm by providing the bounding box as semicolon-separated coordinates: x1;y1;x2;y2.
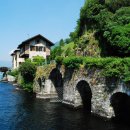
0;82;130;130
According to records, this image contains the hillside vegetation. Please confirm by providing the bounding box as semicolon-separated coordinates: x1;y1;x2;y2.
71;0;130;57
51;0;130;58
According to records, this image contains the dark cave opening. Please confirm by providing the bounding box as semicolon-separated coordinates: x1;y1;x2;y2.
76;80;92;112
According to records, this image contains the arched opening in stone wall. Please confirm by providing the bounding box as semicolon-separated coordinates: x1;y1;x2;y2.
38;77;45;92
49;68;63;99
38;78;42;90
76;80;92;112
110;92;130;122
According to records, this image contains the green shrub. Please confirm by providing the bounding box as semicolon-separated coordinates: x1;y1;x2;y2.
8;69;19;77
21;79;33;92
84;57;104;68
61;56;130;82
63;57;83;69
19;60;36;92
19;61;36;81
84;57;115;68
103;58;124;78
122;58;130;82
80;56;130;82
55;56;64;65
32;55;45;66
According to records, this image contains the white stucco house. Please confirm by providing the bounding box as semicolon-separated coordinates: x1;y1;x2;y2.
11;34;54;69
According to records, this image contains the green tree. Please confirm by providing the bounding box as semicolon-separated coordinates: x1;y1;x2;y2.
71;0;130;57
113;7;130;25
65;47;73;57
64;38;71;44
50;46;63;60
32;55;45;66
59;39;65;46
19;60;36;91
106;0;130;12
103;23;130;56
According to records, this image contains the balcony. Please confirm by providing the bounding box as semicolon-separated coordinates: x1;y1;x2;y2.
20;50;29;58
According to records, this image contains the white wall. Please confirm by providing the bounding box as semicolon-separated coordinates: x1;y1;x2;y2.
29;39;47;59
12;51;25;69
12;55;16;69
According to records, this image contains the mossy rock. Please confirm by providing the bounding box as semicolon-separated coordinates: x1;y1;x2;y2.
35;64;56;80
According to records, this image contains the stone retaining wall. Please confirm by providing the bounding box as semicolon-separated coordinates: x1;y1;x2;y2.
33;65;130;118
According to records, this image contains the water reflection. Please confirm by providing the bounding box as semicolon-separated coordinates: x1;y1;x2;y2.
0;82;130;130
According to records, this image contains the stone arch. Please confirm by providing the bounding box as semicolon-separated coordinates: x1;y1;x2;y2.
109;81;130;119
110;92;130;121
75;80;92;112
37;76;45;91
49;68;63;99
38;78;42;90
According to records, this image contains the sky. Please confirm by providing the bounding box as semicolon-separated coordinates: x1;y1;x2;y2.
0;0;84;65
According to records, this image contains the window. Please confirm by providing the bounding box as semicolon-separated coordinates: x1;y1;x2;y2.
36;46;39;51
30;46;36;51
44;47;46;52
39;47;43;51
31;46;45;52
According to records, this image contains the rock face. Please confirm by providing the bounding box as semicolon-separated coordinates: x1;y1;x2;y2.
33;65;130;118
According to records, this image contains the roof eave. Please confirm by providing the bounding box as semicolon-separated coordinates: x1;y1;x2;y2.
17;34;54;48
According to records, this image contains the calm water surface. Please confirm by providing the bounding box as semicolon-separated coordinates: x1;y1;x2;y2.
0;82;130;130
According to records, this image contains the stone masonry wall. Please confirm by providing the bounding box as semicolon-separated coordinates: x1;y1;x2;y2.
33;65;130;118
62;67;114;118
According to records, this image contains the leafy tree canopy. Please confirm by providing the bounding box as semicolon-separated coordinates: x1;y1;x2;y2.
19;60;36;82
32;55;45;66
70;0;130;57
